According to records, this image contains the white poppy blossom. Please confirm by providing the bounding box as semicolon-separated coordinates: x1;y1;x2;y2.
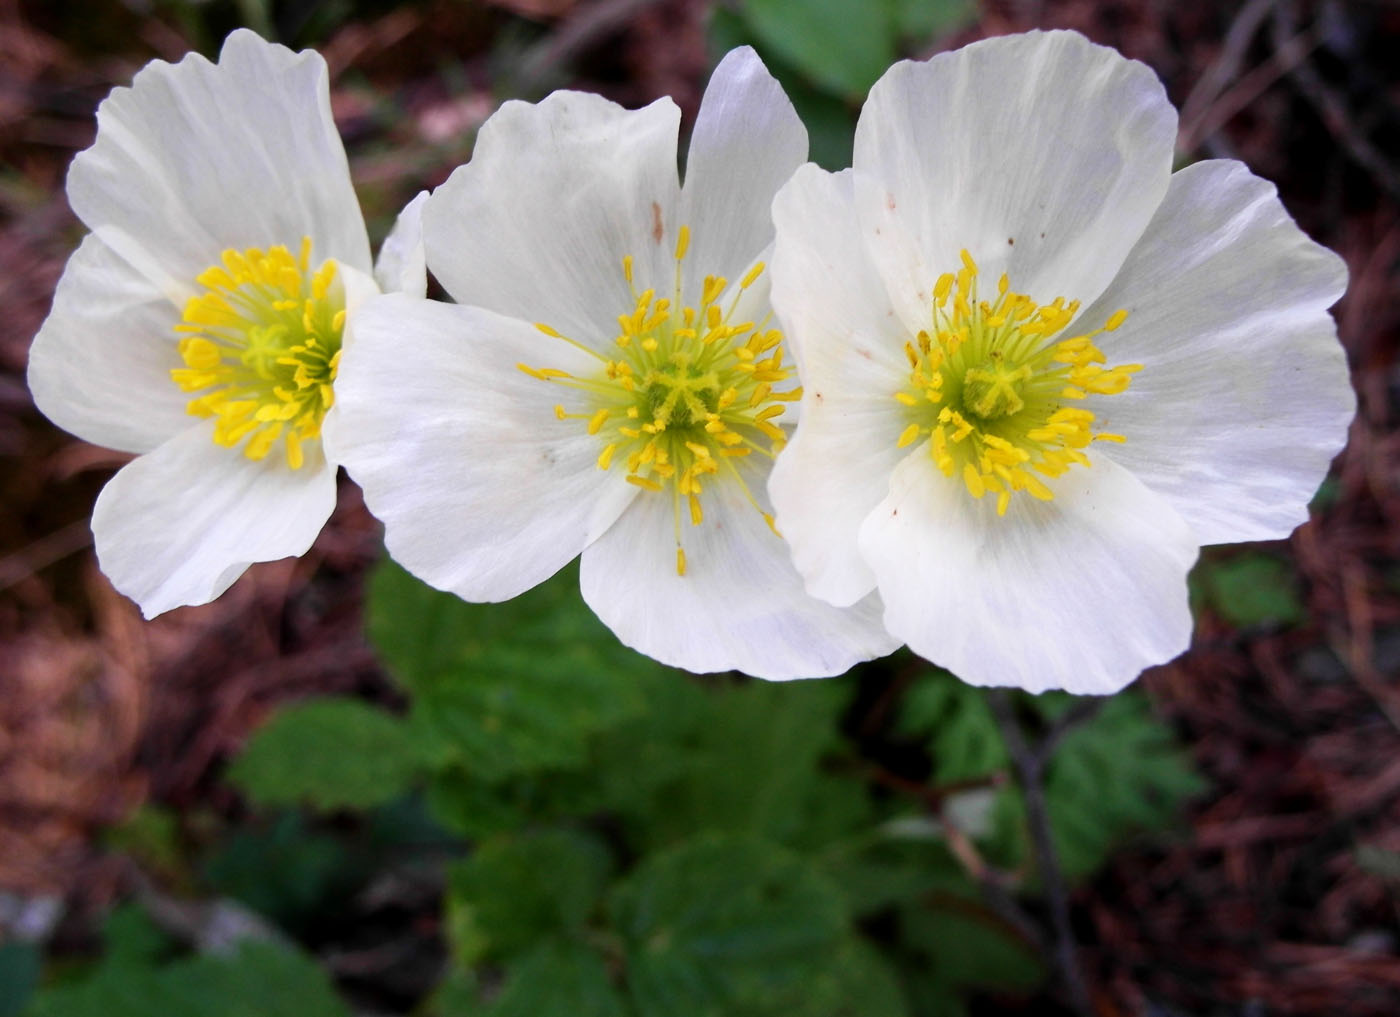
767;30;1353;694
327;47;897;680
27;30;426;618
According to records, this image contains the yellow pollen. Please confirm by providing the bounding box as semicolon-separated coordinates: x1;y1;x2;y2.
891;250;1138;514
170;237;344;470
520;224;796;576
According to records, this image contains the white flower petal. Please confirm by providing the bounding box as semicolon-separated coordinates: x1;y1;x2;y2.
27;233;191;453
768;165;911;605
853;30;1176;332
68;28;369;298
424;91;681;349
325;294;637;601
374;190;429;298
92;421;336;618
580;456;898;680
678;46;806;294
859;451;1197;695
1083;160;1352;545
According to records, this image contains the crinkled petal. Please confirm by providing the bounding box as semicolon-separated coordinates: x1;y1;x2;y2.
853;30;1176;333
27;233;191;453
424;91;681;350
325;294;637;601
1084;160;1353;544
68;28;370;300
92;421;337;618
859;451;1197;694
374;190;429;298
580;455;898;680
677;46;807;296
769;165;912;605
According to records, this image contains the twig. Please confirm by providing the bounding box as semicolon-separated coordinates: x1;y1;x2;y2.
0;519;92;593
989;690;1093;1017
1177;0;1275;144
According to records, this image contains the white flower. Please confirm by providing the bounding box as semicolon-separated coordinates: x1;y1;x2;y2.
326;47;897;680
27;29;426;618
767;30;1353;694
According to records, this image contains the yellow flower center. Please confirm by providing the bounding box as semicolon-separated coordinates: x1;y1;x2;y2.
170;237;344;470
895;249;1141;515
519;226;800;575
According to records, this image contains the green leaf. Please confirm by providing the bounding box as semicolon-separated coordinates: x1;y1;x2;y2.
444;940;629;1017
899;893;1045;994
201;813;357;933
101;904;176;968
1035;692;1205;880
228;697;428;811
592;676;868;852
27;940;350;1017
370;560;656;781
893;0;976;41
898;671;1008;782
737;0;897;98
797;939;910;1017
1197;552;1307;628
446;828;614;965
609;834;849;1017
0;941;39;1017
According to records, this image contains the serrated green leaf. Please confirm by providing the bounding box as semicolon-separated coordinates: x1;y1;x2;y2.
446;828;614;965
609;834;849;1017
900;893;1045;994
593;677;867;852
200;813;357;933
1042;692;1205;879
228;697;428;811
898;671;1008;782
101;904;176;968
444;940;629;1017
737;0;897;98
370;560;657;781
798;938;910;1017
1198;552;1307;628
818;837;969;919
27;940;350;1017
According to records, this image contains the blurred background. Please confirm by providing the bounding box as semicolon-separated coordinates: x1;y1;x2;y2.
1;0;1398;1014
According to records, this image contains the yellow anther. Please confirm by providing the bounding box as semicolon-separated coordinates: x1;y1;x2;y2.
890;254;1140;515
740;261;765;289
963;464;986;499
676;547;687;576
171;238;342;470
675;225;690;261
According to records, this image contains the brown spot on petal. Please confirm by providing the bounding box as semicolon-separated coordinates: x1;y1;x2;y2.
651;201;663;244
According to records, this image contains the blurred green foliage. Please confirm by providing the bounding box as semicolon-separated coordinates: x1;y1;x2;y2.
24;562;1204;1016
